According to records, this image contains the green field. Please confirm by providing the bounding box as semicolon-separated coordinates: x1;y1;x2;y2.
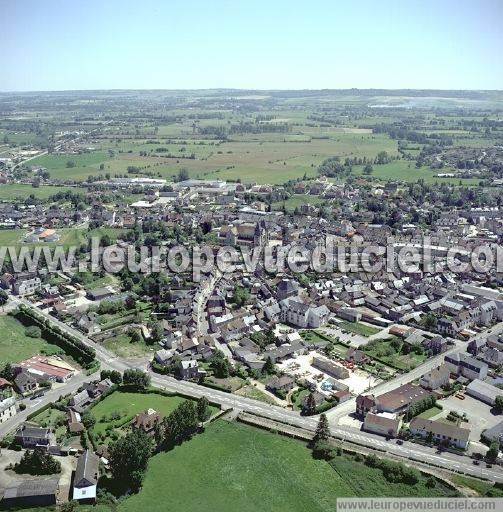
103;334;154;358
0;227;87;248
338;321;381;337
90;390;208;440
0;184;79;200
118;421;455;512
272;194;328;212
417;406;443;419
351;160;482;186
0;314;62;364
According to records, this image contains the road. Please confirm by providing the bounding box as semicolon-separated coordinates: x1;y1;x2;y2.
4;296;503;482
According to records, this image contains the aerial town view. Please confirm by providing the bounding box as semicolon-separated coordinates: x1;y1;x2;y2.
1;1;502;511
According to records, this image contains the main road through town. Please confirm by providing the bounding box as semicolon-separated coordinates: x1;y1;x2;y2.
4;295;503;483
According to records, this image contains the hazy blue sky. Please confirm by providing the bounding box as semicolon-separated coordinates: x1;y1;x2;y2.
2;0;502;91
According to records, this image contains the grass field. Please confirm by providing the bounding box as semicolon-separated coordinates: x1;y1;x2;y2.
103;334;154;358
351;160;482;186
0;227;87;248
272;194;328;212
338;321;381;337
0;184;78;200
0;314;61;364
90;390;209;440
363;338;427;371
118;421;455;512
417;406;443;419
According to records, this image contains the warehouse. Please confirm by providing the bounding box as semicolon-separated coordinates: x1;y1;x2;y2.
465;379;502;406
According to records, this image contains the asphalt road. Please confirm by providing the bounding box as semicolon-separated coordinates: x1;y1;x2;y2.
5;296;503;482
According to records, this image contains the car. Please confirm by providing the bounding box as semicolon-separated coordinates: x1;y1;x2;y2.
473;460;480;465
396;439;403;445
486;463;493;468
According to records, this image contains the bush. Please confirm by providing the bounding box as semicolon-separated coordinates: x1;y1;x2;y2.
25;325;42;338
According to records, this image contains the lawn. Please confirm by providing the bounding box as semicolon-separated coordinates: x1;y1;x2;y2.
417;406;443;419
338;321;381;337
234;384;277;404
118;421;455;512
103;334;154;359
0;314;62;364
90;390;213;441
363;337;427;371
272;194;328;212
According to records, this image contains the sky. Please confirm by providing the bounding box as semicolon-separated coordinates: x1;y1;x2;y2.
1;0;502;92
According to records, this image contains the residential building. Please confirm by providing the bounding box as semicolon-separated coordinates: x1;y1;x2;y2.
444;353;488;381
15;425;52;448
73;450;100;501
132;408;161;436
419;364;450;390
280;298;330;328
363;413;401;438
409;417;470;449
0;396;16;423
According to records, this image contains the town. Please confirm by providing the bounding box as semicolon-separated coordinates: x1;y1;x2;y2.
0;86;502;511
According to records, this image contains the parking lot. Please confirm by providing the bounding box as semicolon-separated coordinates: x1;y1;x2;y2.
439;394;501;453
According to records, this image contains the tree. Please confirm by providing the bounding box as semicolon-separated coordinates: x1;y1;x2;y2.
0;362;14;381
313;414;330;444
109;429;152;492
81;410;96;429
196;396;210;422
0;289;8;306
231;286;250;308
177;168;189;182
123;368;150;390
163;400;199;446
209;350;231;378
487;441;500;462
495;395;503;414
303;392;317;416
100;369;122;385
14;448;61;475
262;356;276;375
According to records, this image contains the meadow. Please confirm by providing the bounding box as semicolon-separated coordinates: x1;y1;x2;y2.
89;390;211;440
0;314;62;364
118;420;455;512
0;184;78;200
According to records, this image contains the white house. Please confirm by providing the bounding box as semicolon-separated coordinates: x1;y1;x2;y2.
0;396;16;423
73;450;99;501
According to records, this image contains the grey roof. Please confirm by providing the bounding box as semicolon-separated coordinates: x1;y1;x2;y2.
3;479;58;499
17;425;51;439
410;417;470;442
466;379;502;402
483;421;503;443
74;450;99;488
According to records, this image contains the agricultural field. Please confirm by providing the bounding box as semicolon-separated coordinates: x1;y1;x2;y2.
118;421;456;512
0;314;62;364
